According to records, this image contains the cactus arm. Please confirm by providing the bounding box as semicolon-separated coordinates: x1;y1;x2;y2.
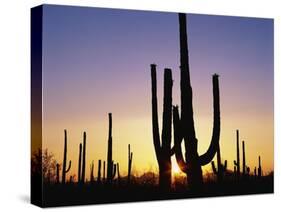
199;74;221;165
173;106;187;173
161;68;173;156
211;161;217;174
151;64;162;163
65;160;71;173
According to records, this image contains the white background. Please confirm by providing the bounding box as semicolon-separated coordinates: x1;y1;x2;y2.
0;0;280;211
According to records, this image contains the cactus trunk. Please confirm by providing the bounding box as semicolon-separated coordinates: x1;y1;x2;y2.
106;113;116;183
173;13;221;190
81;132;87;184
97;160;102;183
90;160;94;183
242;141;246;176
127;144;133;184
258;156;262;178
62;130;72;184
151;64;173;190
234;130;241;178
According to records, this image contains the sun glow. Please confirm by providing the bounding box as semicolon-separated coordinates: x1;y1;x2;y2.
172;158;181;175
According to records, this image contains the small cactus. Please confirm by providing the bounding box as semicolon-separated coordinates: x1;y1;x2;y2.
97;159;102;183
234;130;240;179
81;132;87;184
211;141;227;183
128;144;133;184
258;156;262;178
62;130;72;184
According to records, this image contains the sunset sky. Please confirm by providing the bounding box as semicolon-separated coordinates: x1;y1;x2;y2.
41;5;273;180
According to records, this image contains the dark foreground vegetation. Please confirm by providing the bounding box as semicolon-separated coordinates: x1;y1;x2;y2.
41;173;273;207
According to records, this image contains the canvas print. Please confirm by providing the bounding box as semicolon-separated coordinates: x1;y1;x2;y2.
31;4;274;207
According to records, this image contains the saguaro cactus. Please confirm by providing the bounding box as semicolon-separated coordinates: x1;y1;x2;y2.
62;130;72;184
97;159;102;183
90;160;94;183
172;13;221;190
211;142;227;183
234;130;241;178
150;64;174;190
128;144;133;184
81;132;87;183
242;141;246;176
106;113;116;183
258;156;262;178
77;132;87;184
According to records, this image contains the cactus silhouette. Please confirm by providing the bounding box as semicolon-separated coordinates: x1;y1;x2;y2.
172;13;221;190
77;132;87;184
150;64;174;190
78;143;82;183
62;130;72;184
242;141;246;177
106;113;116;183
81;132;87;183
97;159;102;183
234;130;241;179
128;144;133;184
258;156;262;178
90;160;94;183
103;160;106;182
211;142;227;183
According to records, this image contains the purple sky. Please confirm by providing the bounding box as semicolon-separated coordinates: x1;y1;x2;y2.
41;5;274;175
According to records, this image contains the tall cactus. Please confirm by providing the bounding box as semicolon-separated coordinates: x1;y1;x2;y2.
81;132;87;183
97;159;102;183
127;144;133;184
211;142;227;183
62;129;72;184
242;141;246;176
77;132;87;184
234;130;241;178
103;160;106;182
258;156;262;178
151;64;174;190
172;13;221;190
106;113;113;181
